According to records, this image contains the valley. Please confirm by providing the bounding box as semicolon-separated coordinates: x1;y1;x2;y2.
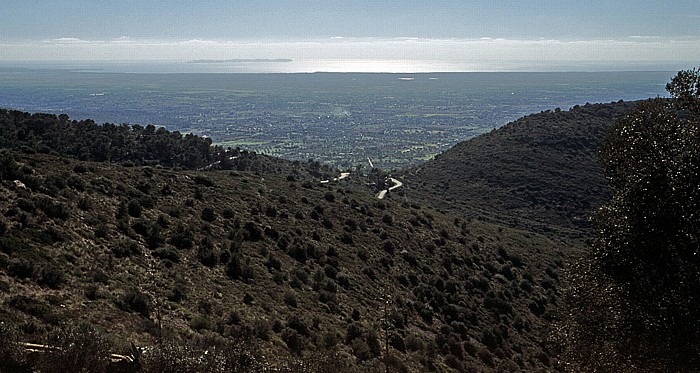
0;68;671;169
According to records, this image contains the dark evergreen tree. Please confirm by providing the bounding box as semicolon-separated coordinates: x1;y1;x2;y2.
563;68;700;370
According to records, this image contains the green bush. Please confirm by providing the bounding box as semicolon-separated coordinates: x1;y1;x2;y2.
118;287;151;316
0;236;31;255
193;175;214;187
169;225;194;250
226;254;255;281
222;208;235;219
190;314;213;332
281;328;304;355
7;295;59;324
110;239;141;258
284;291;298;308
38;265;66;289
127;199;142;217
37;197;70;220
152;247;181;263
7;258;37;279
197;245;218;267
16;198;36;212
201;207;216;222
350;338;371;361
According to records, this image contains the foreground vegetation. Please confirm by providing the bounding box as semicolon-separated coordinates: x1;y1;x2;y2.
0;122;567;371
560;68;700;371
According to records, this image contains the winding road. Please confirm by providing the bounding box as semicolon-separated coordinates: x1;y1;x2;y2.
377;178;403;199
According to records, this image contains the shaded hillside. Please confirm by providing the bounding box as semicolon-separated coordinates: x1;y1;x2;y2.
403;101;641;239
0;146;567;371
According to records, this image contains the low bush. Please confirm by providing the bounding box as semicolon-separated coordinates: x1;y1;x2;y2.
38;265;66;289
152;247;181;263
110;239;141;258
118;287;151;316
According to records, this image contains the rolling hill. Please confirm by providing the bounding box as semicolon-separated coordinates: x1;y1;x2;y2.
402;100;641;240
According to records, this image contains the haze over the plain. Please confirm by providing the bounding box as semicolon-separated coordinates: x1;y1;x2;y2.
1;0;699;72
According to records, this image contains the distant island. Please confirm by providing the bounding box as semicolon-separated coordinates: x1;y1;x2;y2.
189;58;293;63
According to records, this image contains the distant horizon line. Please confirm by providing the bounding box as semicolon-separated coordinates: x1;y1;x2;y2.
0;59;683;74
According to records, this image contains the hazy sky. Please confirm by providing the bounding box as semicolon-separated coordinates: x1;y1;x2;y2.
2;0;700;71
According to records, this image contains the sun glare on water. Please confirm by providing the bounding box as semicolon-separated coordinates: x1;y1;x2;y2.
295;59;469;73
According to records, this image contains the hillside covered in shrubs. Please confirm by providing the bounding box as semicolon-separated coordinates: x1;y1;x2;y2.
0;113;568;372
404;100;640;239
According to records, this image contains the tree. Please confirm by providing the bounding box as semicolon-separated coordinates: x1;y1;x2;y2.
563;69;700;370
666;67;700;112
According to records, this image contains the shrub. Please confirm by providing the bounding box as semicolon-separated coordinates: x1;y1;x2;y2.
253;319;271;341
0;323;27;372
322;218;333;229
194;175;214;187
351;338;371;361
77;196;92;211
222;208;235;219
7;295;58;324
66;175;86;191
287;314;310;336
0;236;31;255
190;314;213;332
243;222;263;241
243;293;254;304
390;333;407;352
339;232;353;245
201;207;216;222
382;213;394;226
265;254;282;271
37;197;70;220
139;337;263;372
7;258;37;279
289;244;308;263
367;330;382;357
111;239;141;258
38;265;66;289
484;294;513;314
119;287;151;316
226;254;255;281
169;225;194;250
281;328;304;355
445;354;464;371
152;247;181;263
324;264;338;279
127;199;142;217
73;164;88;173
198;246;218;267
477;346;494;366
284;291;298;308
16;198;36;212
405;334;424;352
146;225;165;249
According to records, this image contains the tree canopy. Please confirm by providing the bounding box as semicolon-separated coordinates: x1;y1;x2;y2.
563;68;700;370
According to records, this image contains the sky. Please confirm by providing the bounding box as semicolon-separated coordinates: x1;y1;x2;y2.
2;0;700;72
